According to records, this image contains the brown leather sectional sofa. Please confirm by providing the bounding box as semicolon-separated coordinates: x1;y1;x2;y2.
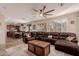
23;32;79;55
29;32;77;44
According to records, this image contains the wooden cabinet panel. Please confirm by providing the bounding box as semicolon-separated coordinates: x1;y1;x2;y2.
28;44;34;53
35;46;43;56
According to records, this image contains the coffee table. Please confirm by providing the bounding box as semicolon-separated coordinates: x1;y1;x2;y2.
28;40;50;56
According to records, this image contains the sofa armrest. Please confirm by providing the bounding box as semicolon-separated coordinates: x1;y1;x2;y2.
71;39;78;43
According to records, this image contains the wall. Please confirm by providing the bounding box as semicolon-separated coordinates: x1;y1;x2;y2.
0;13;6;47
76;14;79;41
67;14;77;34
27;12;79;40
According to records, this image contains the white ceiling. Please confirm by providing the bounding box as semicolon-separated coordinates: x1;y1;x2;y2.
0;3;79;23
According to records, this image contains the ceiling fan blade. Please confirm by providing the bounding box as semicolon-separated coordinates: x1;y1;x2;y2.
44;9;54;14
32;8;38;12
42;6;46;12
44;13;53;15
40;6;46;14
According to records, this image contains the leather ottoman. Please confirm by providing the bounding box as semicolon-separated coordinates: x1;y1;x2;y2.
55;40;79;56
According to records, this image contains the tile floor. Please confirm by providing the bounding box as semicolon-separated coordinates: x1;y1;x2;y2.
0;37;71;56
5;44;71;56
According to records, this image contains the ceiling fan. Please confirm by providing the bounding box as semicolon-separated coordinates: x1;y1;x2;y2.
32;6;55;18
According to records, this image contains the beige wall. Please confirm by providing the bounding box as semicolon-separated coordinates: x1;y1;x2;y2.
76;16;79;41
27;13;77;33
67;14;77;33
26;12;79;41
0;13;6;45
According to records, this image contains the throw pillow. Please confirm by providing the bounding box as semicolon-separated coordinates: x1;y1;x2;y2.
66;36;74;41
48;35;52;39
77;42;79;46
26;33;31;38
